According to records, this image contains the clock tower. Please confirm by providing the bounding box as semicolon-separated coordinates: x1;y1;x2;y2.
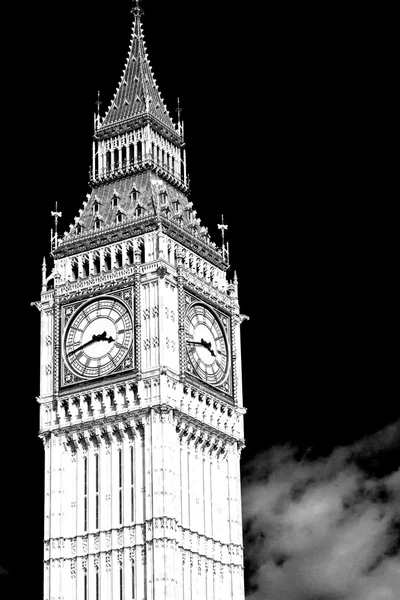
36;3;246;599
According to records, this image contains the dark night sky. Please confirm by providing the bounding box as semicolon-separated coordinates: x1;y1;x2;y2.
1;1;397;598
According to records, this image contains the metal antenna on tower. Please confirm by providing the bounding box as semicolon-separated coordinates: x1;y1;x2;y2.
218;215;228;261
51;202;62;251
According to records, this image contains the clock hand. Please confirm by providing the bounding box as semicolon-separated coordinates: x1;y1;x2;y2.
187;338;216;357
68;334;99;355
97;331;115;343
68;332;115;356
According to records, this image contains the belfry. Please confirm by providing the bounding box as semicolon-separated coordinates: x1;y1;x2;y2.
36;2;246;598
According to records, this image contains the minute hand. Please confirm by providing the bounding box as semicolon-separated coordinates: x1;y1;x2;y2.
68;335;99;356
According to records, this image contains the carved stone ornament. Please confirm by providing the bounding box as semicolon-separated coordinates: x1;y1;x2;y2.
70;559;77;578
105;552;112;572
156;264;168;279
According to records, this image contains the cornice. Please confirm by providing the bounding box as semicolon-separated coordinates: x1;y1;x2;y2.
53;215;159;259
53;212;227;270
95;113;183;147
43;522;243;567
160;215;228;270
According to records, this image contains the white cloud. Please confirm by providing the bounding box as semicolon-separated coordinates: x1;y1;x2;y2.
243;421;400;600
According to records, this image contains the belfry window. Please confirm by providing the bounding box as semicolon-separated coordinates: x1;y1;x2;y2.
114;148;119;169
129;143;135;164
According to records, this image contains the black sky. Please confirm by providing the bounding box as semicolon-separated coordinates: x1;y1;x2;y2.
1;1;397;597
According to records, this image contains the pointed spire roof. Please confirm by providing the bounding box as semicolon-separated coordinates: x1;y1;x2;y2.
98;6;177;136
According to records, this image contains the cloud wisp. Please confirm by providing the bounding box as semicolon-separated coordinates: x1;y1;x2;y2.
242;421;400;600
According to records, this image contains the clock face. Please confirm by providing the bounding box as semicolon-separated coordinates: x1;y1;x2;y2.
64;296;133;379
185;303;229;385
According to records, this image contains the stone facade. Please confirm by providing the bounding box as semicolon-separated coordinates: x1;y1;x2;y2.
36;4;246;599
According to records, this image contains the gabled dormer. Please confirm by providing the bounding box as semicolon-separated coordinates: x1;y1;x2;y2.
130;187;139;202
115;207;127;224
111;190;121;208
92;196;102;215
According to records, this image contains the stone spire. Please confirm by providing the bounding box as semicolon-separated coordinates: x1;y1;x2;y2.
98;2;178;137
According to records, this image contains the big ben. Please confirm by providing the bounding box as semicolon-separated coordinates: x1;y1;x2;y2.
35;2;246;598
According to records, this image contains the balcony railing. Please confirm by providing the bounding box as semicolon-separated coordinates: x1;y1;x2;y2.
89;154;188;189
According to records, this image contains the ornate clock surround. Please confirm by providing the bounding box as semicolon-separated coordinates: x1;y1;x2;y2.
184;291;233;397
60;287;135;388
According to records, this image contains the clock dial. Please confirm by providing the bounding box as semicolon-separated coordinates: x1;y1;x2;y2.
185;303;229;385
64;296;133;379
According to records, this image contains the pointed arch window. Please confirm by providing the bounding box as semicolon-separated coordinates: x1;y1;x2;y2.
127;244;134;265
93;253;101;274
82;258;89;278
94;217;102;231
104;251;112;271
115;247;123;268
71;259;79;281
130;188;138;202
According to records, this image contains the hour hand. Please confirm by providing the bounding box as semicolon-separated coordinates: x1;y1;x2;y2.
97;331;114;343
200;338;216;357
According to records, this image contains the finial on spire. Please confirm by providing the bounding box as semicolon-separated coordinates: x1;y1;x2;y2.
51;202;62;251
218;215;229;262
95;90;102;131
177;97;182;123
131;0;143;18
96;90;102;115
